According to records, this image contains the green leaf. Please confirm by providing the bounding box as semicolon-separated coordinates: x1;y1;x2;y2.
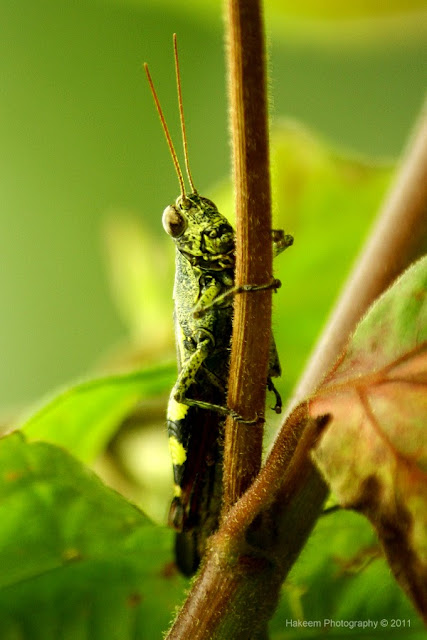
271;510;425;638
310;256;427;622
0;432;185;639
20;363;175;463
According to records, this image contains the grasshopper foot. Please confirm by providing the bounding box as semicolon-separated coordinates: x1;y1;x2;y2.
267;376;282;414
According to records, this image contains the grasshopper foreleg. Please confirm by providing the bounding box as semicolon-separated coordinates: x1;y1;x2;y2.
193;228;293;320
272;229;293;257
193;277;281;319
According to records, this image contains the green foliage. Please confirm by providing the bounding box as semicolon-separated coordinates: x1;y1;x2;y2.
20;364;174;462
0;432;186;638
2;122;423;636
0;434;423;638
6;70;427;638
271;511;425;638
0;0;424;635
346;254;426;366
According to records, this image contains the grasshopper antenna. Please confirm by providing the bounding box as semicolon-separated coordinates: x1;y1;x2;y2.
173;34;198;195
144;62;187;201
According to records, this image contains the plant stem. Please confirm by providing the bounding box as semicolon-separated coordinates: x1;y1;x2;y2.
222;0;274;511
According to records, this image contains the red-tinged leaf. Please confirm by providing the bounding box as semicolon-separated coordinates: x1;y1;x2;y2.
309;256;427;622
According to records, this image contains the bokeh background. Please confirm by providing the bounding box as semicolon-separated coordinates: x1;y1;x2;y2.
1;0;425;413
1;3;426;631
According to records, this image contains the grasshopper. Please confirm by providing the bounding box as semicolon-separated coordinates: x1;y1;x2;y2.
144;35;292;575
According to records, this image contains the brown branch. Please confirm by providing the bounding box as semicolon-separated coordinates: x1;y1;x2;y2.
287;100;427;413
222;0;273;511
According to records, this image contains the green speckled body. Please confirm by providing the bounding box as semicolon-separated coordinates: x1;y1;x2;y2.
173;247;233;384
163;192;285;575
163;194;235;574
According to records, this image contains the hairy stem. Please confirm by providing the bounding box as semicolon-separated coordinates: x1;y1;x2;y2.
222;0;274;510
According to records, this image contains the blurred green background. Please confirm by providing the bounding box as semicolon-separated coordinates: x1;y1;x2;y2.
1;3;426;631
0;0;426;412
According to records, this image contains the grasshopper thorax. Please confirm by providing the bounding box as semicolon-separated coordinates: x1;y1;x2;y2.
162;193;235;271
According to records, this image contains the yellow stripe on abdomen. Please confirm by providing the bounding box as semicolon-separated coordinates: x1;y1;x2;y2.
173;484;182;497
169;435;187;466
168;397;189;422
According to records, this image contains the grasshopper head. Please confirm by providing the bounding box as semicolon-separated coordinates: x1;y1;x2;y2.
162;193;235;271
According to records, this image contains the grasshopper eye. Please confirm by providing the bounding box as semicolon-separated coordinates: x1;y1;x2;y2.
162;205;187;238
